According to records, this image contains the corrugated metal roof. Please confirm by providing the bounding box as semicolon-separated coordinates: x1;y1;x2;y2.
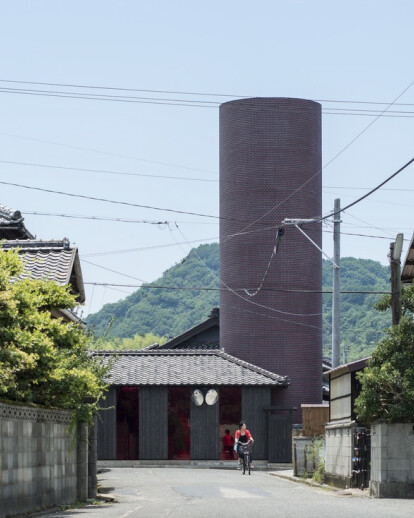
94;349;290;387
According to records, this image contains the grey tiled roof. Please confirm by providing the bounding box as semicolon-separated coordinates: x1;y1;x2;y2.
0;204;34;239
0;204;20;222
94;349;290;387
2;239;85;302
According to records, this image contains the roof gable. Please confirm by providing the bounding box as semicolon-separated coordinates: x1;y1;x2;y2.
2;238;85;303
94;349;290;387
151;310;219;350
0;204;34;240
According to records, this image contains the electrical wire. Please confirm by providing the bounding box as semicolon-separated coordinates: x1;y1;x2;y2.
83;282;390;295
174;225;323;318
81;259;148;283
324;185;414;192
243;227;284;297
225;79;414;240
2;79;414;107
0;87;219;108
3;84;414;120
342;210;396;238
318;156;414;222
0;178;222;219
0;159;217;183
21;210;169;225
0;131;216;174
24;208;405;243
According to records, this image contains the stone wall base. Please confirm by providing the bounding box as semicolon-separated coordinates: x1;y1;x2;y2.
370;481;414;499
324;472;352;489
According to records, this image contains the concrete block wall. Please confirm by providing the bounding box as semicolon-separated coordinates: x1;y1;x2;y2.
0;402;79;518
293;437;324;476
324;422;355;488
370;422;414;498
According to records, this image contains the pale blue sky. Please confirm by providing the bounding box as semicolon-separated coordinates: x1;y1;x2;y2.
1;1;413;316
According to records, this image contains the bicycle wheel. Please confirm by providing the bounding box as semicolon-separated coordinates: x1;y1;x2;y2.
242;456;246;475
247;453;251;475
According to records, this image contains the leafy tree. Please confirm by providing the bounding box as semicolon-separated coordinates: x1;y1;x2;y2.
0;247;108;423
355;284;414;424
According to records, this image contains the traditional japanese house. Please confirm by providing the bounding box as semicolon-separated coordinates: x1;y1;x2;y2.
95;349;294;464
2;238;85;323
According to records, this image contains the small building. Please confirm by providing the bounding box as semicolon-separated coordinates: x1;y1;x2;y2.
149;307;219;350
95;349;294;464
401;232;414;284
1;238;85;323
324;358;370;489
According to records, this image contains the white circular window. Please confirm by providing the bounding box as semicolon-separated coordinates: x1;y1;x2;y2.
191;388;204;406
205;389;219;405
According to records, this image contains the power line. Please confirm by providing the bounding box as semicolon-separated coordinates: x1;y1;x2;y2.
318;156;414;222
3;84;414;118
0;178;222;220
0;78;241;98
323;111;414;119
2;78;414;108
226;79;414;239
174;225;322;318
324;185;414;192
82;237;219;257
18;208;400;254
0;159;217;183
81;259;148;283
0;131;216;175
22;210;169;225
83;282;390;295
0;87;219;108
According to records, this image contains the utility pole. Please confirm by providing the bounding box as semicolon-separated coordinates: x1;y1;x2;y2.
390;233;404;325
332;199;341;369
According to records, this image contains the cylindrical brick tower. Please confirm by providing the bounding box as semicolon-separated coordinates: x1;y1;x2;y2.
219;98;322;418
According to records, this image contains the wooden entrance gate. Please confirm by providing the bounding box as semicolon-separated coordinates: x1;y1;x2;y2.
265;407;296;463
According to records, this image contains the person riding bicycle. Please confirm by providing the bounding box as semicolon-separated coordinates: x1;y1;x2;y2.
234;421;254;469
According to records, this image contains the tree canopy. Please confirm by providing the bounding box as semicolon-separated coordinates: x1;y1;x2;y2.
355;284;414;424
0;246;108;422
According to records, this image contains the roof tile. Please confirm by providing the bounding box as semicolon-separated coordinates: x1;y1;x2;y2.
95;349;290;387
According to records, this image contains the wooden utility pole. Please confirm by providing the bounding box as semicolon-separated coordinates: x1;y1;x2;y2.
332;199;341;369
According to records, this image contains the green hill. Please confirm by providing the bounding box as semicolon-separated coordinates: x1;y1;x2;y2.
86;243;391;361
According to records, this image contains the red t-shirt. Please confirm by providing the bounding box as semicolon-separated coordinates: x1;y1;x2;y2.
222;434;234;447
235;429;252;442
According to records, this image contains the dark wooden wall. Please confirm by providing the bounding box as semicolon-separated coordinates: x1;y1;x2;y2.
268;415;292;462
190;396;219;460
97;387;117;460
139;387;168;459
241;386;270;460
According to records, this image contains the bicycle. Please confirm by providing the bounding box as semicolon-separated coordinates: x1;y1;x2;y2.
238;439;254;475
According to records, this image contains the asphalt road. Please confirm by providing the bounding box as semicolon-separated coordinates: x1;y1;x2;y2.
47;468;414;518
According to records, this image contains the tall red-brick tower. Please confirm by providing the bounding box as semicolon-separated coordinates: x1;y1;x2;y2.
219;98;322;419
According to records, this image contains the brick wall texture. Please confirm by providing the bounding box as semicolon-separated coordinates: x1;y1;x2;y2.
219;97;322;420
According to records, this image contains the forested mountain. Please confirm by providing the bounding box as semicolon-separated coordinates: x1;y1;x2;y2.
87;243;220;340
87;243;391;361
